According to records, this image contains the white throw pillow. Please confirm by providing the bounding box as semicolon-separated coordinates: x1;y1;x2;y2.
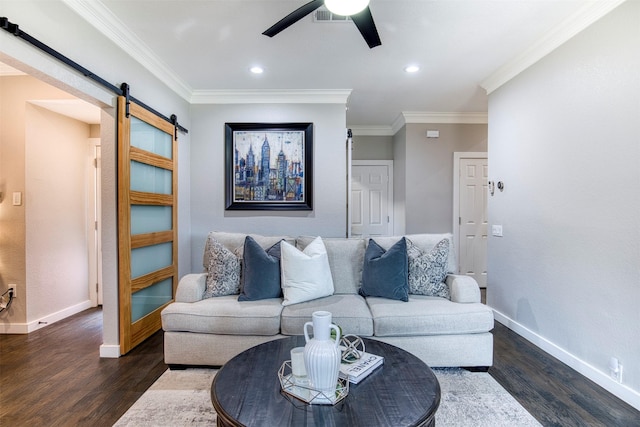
280;237;334;306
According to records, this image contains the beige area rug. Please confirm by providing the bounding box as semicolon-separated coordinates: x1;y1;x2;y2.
114;368;541;426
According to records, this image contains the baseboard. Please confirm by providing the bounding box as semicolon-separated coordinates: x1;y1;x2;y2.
100;344;121;358
493;309;640;411
0;300;92;334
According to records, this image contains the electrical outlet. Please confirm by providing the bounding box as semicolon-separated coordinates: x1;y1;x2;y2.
8;284;17;299
610;357;623;383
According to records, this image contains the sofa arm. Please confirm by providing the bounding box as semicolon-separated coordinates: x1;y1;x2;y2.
446;274;481;303
175;273;206;303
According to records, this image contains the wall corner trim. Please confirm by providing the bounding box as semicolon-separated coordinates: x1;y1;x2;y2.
481;0;627;94
99;344;121;358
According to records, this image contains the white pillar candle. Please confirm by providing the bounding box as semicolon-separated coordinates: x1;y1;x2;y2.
291;347;307;377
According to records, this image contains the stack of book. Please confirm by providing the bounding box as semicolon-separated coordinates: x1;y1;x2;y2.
339;351;384;384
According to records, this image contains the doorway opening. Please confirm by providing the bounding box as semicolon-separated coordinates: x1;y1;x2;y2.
0;62;104;332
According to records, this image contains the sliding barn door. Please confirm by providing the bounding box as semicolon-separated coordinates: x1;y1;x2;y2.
117;97;178;354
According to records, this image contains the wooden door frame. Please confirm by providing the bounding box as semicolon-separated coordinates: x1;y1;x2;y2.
453;152;487;275
88;138;102;307
350;160;394;237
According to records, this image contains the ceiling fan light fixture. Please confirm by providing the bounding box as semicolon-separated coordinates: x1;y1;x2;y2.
325;0;370;16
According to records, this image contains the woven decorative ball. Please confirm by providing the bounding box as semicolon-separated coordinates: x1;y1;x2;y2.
339;334;366;364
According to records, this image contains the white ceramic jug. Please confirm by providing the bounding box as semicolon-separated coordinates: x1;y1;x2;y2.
303;311;341;395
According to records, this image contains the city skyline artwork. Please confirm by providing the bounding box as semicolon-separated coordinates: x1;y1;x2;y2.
233;130;306;204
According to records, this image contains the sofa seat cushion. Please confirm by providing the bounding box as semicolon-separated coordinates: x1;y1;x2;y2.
161;296;283;336
367;295;494;337
280;295;373;337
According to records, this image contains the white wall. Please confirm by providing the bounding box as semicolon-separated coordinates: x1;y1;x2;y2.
1;1;191;354
487;0;640;408
25;104;91;323
189;103;347;272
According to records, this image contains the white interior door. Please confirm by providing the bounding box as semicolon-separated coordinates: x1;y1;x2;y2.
456;155;488;287
351;162;392;237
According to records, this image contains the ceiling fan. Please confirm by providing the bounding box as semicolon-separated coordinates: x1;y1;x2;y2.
262;0;381;49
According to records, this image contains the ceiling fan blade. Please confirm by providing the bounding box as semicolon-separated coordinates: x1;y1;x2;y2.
263;0;325;37
351;6;381;48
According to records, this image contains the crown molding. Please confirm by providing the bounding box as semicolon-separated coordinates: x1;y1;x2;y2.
349;126;395;136
392;111;488;133
190;89;352;104
61;0;192;101
482;0;627;94
402;112;489;124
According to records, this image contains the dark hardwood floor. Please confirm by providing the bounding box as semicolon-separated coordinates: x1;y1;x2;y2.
1;307;638;426
0;307;166;426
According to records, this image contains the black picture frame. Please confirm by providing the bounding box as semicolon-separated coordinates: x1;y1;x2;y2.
225;122;313;211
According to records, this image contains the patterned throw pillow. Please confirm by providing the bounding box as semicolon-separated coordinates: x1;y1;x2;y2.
407;238;450;299
203;236;241;298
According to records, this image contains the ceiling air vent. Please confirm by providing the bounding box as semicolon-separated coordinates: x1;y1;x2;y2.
314;7;352;22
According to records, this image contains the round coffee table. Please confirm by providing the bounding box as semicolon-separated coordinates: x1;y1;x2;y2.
211;336;440;426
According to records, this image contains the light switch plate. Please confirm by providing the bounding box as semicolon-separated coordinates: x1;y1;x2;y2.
492;225;503;237
12;192;22;206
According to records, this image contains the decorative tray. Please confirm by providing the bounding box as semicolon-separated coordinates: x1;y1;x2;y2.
278;361;349;405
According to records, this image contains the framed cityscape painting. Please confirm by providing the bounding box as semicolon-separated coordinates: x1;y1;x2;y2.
225;122;313;210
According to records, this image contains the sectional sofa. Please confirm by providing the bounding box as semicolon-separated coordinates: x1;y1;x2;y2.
161;231;494;369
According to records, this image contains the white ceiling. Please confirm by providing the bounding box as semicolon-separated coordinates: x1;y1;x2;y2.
61;1;620;129
29;99;102;125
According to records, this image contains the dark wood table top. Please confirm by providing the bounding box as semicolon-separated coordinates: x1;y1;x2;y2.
211;336;440;427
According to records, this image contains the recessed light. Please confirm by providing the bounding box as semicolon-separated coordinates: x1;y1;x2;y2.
250;66;264;74
404;65;420;73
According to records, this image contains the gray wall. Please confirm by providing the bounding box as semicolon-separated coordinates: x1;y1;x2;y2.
352;135;394;160
487;0;640;405
400;123;487;234
189;103;347;272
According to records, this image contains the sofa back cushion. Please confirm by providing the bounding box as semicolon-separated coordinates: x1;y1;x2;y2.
204;231;294;267
370;233;457;274
296;236;365;294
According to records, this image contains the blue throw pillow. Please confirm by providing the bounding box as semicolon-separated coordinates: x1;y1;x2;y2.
238;236;282;301
359;237;409;302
